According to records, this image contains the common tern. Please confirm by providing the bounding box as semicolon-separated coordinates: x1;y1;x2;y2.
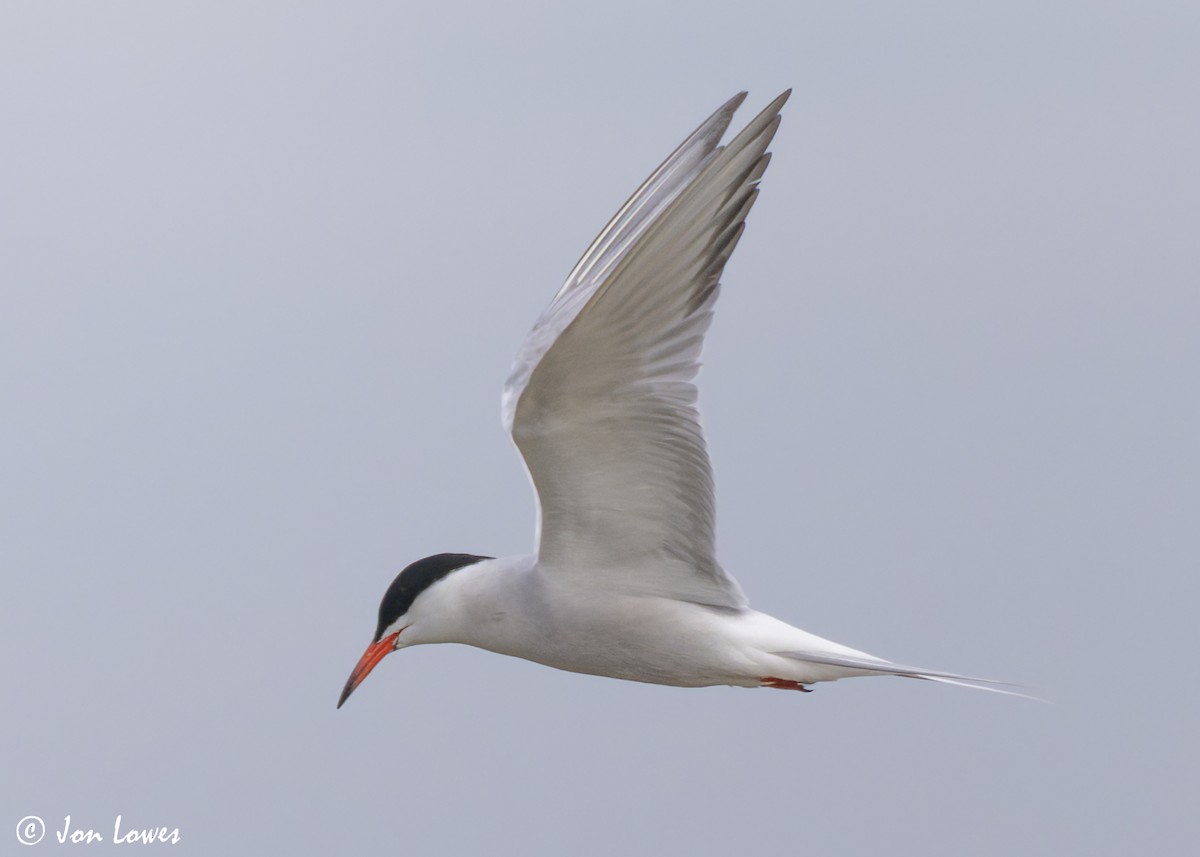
339;90;1011;708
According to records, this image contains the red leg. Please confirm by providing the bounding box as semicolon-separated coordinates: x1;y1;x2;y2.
760;676;812;692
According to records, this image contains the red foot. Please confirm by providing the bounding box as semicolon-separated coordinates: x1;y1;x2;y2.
760;676;812;692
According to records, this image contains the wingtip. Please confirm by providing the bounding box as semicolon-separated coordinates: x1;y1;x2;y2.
721;89;789;117
713;91;749;127
767;88;792;114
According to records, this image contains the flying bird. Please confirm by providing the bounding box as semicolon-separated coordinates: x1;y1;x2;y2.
339;90;1011;709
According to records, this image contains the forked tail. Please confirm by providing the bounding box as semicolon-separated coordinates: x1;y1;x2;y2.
777;650;1041;700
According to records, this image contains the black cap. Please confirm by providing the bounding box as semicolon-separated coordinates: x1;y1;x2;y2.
374;553;492;641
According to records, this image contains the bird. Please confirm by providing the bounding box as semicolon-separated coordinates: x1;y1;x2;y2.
338;90;1015;709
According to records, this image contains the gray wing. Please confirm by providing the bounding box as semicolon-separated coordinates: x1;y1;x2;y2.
502;91;789;608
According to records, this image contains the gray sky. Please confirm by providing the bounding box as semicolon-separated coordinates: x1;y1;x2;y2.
3;2;1197;854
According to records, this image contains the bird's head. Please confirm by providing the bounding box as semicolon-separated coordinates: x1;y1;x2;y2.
337;553;492;708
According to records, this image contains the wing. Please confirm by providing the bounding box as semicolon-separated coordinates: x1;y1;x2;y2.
502;91;789;608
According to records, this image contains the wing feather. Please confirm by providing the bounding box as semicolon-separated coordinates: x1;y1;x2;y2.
503;92;790;607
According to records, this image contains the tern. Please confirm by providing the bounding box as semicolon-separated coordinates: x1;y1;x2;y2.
339;90;1012;709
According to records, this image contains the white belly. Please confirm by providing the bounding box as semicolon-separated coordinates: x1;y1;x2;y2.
468;587;867;688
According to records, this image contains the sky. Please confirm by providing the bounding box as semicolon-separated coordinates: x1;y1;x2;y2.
2;2;1197;854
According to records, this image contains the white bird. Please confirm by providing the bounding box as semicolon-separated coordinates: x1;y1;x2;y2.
339;90;1012;709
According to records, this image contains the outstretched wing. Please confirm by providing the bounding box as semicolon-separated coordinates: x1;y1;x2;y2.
502;91;789;608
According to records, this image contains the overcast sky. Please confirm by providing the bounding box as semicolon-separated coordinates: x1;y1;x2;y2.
3;2;1197;855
